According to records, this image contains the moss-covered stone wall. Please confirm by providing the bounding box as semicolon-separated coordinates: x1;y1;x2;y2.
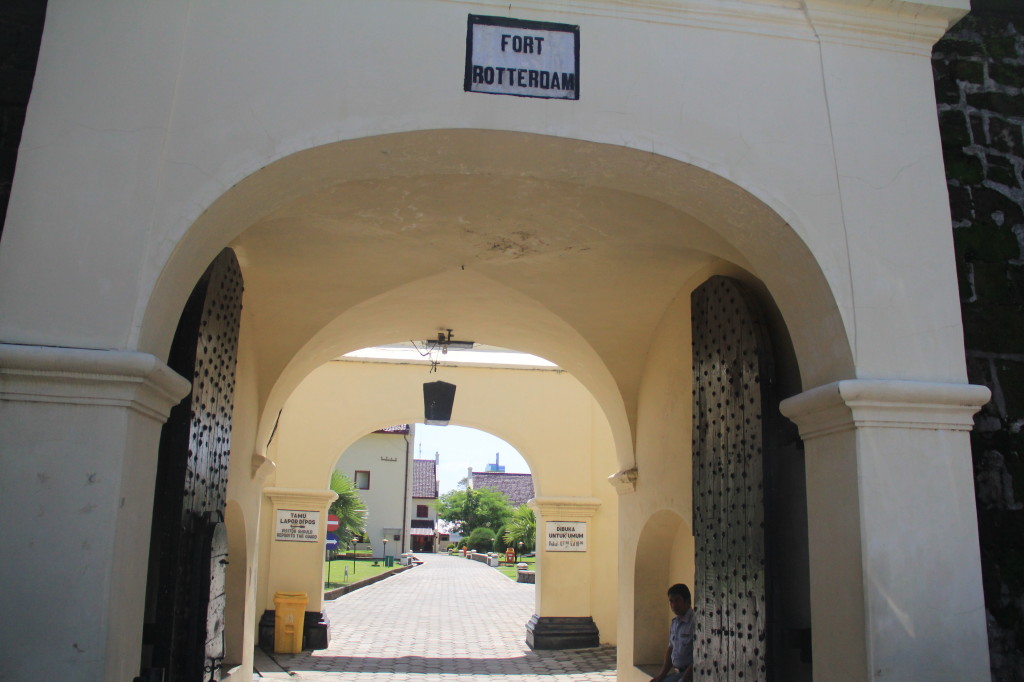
934;5;1024;679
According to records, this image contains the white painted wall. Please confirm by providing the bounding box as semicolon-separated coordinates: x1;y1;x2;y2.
333;430;413;558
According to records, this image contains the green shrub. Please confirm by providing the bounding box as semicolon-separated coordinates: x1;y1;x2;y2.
465;527;497;552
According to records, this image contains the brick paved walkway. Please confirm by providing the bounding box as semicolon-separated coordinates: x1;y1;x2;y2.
261;553;617;681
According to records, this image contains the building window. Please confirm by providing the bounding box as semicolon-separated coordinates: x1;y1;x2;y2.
354;470;370;490
416;504;428;518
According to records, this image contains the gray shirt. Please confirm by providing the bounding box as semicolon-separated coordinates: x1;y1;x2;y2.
669;608;695;670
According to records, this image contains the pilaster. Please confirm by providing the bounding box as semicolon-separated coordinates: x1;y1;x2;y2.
780;379;991;681
262;487;338;612
261;487;337;650
0;343;189;682
526;497;603;649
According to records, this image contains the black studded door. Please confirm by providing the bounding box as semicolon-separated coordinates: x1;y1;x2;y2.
139;249;243;682
691;276;773;682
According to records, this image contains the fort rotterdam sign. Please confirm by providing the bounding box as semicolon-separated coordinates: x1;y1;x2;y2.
464;15;580;100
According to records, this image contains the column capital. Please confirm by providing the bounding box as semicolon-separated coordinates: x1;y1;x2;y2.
529;496;602;520
780;379;991;440
263;487;338;508
803;0;967;57
607;468;638;495
251;452;277;480
0;342;190;421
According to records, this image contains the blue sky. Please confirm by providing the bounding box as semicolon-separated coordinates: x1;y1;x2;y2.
413;424;531;494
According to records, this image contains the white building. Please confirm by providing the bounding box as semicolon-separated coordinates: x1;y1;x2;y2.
333;425;415;559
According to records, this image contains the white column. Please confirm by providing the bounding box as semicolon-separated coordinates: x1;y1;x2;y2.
781;380;991;681
0;344;190;682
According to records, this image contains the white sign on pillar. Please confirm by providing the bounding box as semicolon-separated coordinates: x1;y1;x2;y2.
275;509;321;542
464;14;580;100
545;521;587;551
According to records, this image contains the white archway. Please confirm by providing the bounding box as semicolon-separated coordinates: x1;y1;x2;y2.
263;356;621;644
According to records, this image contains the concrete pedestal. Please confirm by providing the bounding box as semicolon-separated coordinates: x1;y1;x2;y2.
525;615;600;650
257;610;330;652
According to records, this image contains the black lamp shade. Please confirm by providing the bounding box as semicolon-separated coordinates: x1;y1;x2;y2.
423;381;456;426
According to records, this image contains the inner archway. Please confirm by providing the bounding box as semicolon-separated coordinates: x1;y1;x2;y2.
325;421;535;561
261;344;621;649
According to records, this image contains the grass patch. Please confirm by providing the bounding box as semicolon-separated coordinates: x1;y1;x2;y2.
495;556;536;581
324;557;398;588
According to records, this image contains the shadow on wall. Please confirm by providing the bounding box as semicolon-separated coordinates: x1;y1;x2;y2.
224;500;248;666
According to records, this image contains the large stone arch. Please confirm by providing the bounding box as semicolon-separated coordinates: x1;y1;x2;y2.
138;130;853;473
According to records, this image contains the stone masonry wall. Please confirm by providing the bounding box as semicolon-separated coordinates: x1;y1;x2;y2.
0;0;47;241
933;6;1024;680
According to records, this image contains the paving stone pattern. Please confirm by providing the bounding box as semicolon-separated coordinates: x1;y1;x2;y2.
266;553;616;681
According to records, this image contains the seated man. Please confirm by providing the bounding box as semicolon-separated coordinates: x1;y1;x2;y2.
651;583;694;682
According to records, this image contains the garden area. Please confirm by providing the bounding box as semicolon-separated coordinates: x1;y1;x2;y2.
438;486;537;582
495;555;535;580
323;472;538;589
323;555;399;588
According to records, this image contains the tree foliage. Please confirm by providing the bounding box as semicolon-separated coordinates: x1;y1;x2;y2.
436;487;512;535
503;504;536;553
329;471;367;541
493;524;510;553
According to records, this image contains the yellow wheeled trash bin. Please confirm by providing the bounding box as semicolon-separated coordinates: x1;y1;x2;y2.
274;591;308;654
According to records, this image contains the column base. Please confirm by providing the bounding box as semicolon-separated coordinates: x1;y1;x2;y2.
257;610;331;651
525;615;599;650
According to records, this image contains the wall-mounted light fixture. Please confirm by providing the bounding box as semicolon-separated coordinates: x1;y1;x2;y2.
418;329;469;424
424;328;474;354
412;329;475;373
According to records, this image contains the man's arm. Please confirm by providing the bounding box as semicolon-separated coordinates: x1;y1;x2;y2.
651;645;674;682
681;663;693;682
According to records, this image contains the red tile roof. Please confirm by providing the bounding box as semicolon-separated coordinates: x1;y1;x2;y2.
470;471;534;507
413;459;438;498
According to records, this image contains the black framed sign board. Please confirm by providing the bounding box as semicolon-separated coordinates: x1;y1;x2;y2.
464;14;580;100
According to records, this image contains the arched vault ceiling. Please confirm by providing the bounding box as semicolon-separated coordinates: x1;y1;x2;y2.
232;172;743;410
144;130;852;458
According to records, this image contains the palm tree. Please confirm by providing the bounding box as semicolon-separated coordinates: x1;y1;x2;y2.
503;504;536;558
329;471;367;540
